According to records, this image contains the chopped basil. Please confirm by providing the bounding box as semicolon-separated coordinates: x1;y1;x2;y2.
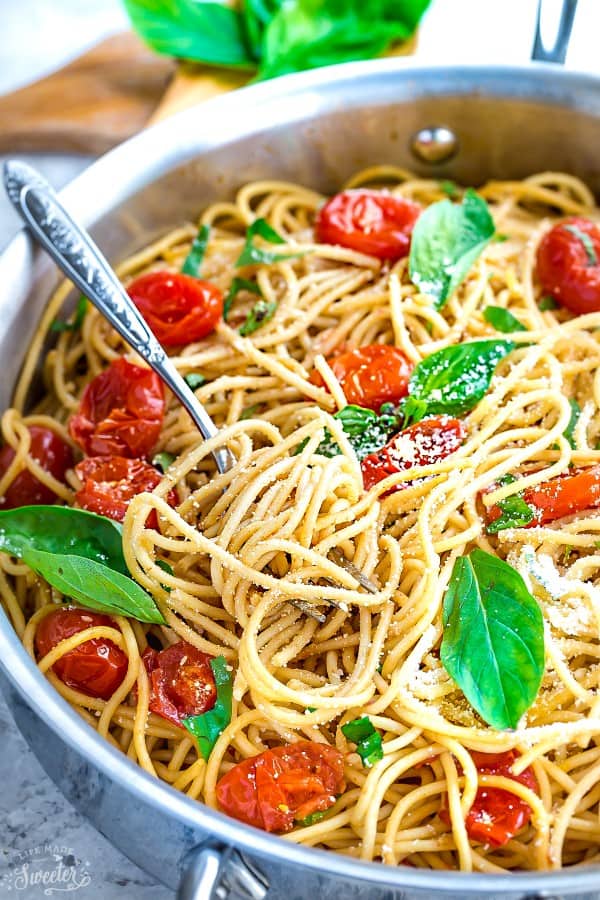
302;403;402;461
539;295;559;311
564;224;598;266
236;219;304;267
440;548;544;729
493;233;509;243
409;189;495;310
182;656;233;760
50;295;87;333
439;180;459;199
184;373;206;390
486;474;535;533
152;451;175;473
482;305;527;333
240;404;262;420
181;224;210;277
155;558;174;592
341;715;383;767
239;298;277;336
563;545;574;564
223;277;262;321
564;399;581;450
298;809;329;827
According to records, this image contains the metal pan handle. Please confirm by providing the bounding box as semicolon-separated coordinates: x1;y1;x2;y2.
531;0;578;63
178;845;268;900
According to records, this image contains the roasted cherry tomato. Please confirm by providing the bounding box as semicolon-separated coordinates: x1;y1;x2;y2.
69;357;165;458
0;426;73;510
75;455;177;525
35;607;128;700
536;217;600;314
315;190;421;261
128;271;223;347
216;741;345;833
142;641;217;727
487;466;600;528
440;750;538;847
361;415;466;491
310;345;413;412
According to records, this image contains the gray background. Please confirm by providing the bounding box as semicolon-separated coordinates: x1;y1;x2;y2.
0;1;599;897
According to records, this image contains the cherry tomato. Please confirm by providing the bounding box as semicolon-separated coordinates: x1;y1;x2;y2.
216;741;345;833
128;271;223;347
75;455;177;525
35;607;128;700
361;415;466;491
69;358;165;458
142;641;216;727
440;750;538;847
487;466;600;528
310;345;413;411
316;190;421;261
0;426;73;510
536;217;600;314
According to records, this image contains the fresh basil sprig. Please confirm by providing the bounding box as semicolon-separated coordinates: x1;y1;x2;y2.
403;339;514;425
224;277;262;321
236;219;303;268
440;548;544;730
182;224;210;277
0;506;164;624
50;296;87;333
483;306;527;334
183;656;233;760
409;189;495;309
341;715;383;767
486;474;535;534
239;299;277;336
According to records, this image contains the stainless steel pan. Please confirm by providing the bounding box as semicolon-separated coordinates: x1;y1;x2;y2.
2;10;600;900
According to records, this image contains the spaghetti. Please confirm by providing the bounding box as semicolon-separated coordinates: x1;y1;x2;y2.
3;168;600;873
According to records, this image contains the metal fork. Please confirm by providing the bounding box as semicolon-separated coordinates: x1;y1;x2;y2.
3;161;378;609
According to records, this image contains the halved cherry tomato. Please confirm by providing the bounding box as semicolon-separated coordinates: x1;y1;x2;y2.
310;345;413;411
0;426;73;509
536;217;600;315
69;358;164;458
216;741;345;833
35;607;128;700
486;466;600;528
75;455;177;525
316;190;421;261
128;271;223;347
142;641;216;727
361;415;466;491
440;750;538;847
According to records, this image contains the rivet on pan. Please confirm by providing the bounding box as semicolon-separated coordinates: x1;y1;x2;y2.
410;126;459;164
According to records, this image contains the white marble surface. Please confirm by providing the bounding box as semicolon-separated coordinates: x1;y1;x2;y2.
1;1;600;898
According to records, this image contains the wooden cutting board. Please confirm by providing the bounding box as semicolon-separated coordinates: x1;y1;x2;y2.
0;31;416;153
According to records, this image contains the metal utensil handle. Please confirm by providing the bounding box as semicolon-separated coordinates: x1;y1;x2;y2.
2;159;232;474
531;0;578;63
178;845;268;900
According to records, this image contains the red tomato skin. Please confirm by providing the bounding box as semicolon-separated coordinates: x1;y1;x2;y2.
75;455;177;525
69;358;165;458
0;426;73;510
142;641;216;726
440;750;538;847
487;466;600;528
127;271;223;347
536;217;600;314
216;741;346;833
316;190;421;261
35;607;128;700
361;415;466;491
311;345;413;412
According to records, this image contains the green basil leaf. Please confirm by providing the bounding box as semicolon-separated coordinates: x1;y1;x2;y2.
310;403;402;461
50;295;87;333
406;339;514;423
563;224;598;266
152;451;175;473
564;398;581;450
123;0;255;68
235;219;303;267
23;549;165;624
182;656;233;760
184;373;206;390
155;558;174;592
341;715;383;767
223;277;262;321
239;299;277;336
482;305;527;333
486;488;535;533
0;505;128;575
298;809;329;826
440;548;544;729
181;224;210;277
439;180;459;199
242;0;282;59
239;404;262;420
539;295;559;311
409;189;495;309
